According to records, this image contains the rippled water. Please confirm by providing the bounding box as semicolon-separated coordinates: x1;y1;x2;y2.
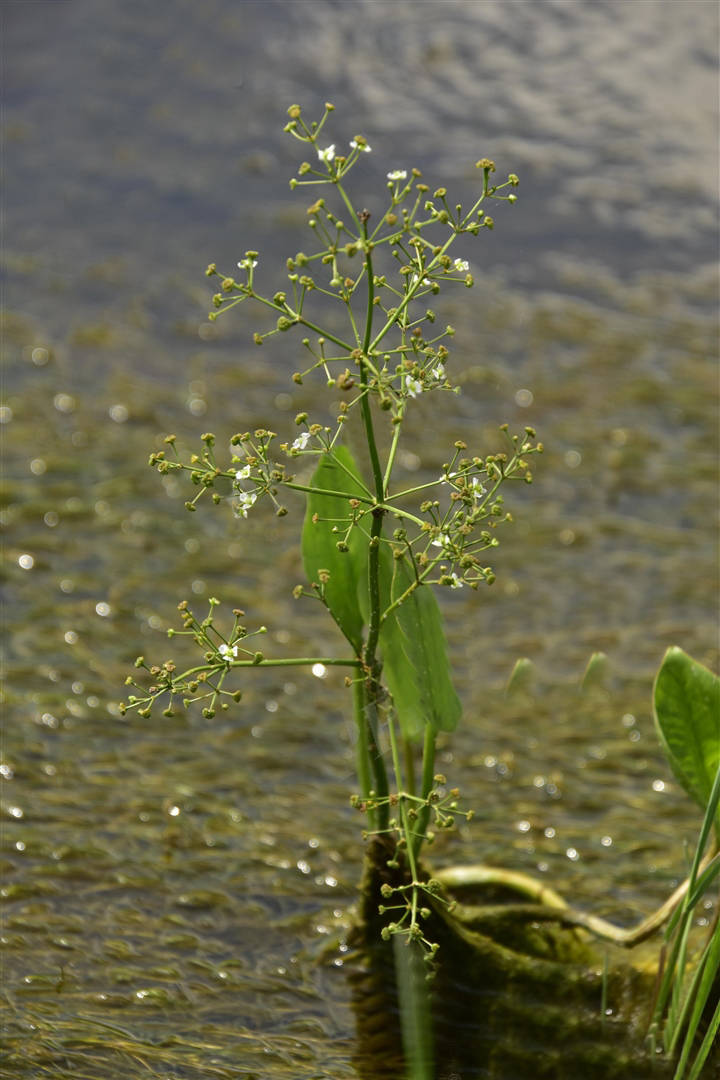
2;1;718;1077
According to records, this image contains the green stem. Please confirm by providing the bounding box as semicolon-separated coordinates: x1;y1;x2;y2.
387;714;420;883
362;528;389;832
412;725;436;860
249;293;356;353
363;672;389;829
358;218;384;498
351;215;390;831
159;657;363;686
335;180;364;235
283;482;376;505
403;735;416;799
383;406;405;496
353;677;376;832
228;656;361;668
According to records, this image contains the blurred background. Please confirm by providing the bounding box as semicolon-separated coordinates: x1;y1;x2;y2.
2;2;718;1077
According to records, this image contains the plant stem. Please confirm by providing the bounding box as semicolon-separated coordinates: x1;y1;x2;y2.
358;219;384;498
227;656;361;668
412;725;436;860
355;215;390;831
383;406;405;497
353;677;376;832
403;735;416;799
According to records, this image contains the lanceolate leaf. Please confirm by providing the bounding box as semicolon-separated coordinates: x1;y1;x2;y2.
301;446;369;655
379;550;462;740
653;646;720;831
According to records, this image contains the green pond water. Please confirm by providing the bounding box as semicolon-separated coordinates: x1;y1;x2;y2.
2;1;718;1077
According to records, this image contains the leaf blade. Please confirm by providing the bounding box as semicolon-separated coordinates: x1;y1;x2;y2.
301;446;368;654
379;553;462;739
653;646;720;829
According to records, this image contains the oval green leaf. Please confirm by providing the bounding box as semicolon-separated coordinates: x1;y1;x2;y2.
378;551;462;740
653;646;720;829
301;446;369;655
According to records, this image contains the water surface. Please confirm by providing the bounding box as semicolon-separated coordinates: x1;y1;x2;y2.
2;2;718;1076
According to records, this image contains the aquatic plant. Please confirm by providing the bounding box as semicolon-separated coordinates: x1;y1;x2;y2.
648;648;720;1080
125;102;538;969
122;106;719;1074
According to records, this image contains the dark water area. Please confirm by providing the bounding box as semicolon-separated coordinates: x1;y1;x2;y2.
2;1;718;1077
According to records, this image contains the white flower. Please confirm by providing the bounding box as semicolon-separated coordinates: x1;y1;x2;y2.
387;170;407;181
218;643;238;661
350;139;371;153
238;258;258;270
317;144;335;163
235;465;251;481
440;470;458;484
403;376;423;398
236;491;257;518
292;431;310;451
449;573;463;589
431;533;452;551
471;476;487;498
410;273;432;287
432;363;445;381
452;258;469;272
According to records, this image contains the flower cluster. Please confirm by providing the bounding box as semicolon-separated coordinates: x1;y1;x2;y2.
350;771;472;970
121;600;267;720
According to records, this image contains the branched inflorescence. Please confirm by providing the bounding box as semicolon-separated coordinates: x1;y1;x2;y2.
126;104;538;965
